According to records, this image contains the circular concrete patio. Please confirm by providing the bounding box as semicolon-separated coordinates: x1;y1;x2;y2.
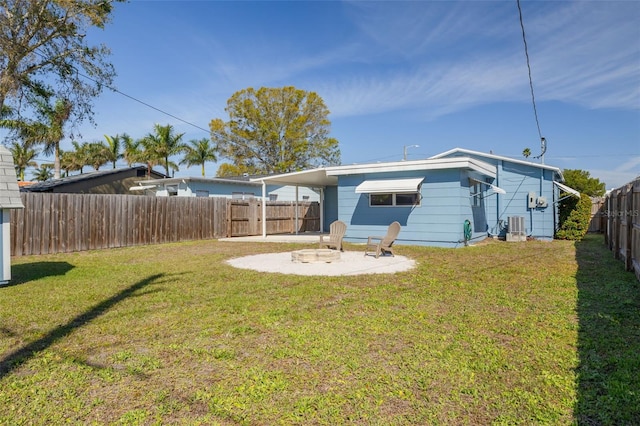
227;251;416;276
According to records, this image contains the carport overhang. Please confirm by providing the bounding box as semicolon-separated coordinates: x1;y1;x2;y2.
251;168;337;237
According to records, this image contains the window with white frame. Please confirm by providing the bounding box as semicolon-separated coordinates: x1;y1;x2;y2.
470;181;481;207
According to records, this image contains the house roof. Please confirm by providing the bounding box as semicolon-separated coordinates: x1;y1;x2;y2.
251;168;338;187
251;155;497;187
137;176;263;187
430;148;564;180
0;146;24;209
326;156;497;178
24;166;165;192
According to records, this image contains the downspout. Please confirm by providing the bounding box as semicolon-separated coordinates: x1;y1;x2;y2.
261;180;267;239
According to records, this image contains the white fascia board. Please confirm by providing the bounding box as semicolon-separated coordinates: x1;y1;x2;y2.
430;147;562;174
250;168;338;187
327;157;496;179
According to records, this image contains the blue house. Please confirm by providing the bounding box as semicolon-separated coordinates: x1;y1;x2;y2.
252;148;580;247
132;176;320;202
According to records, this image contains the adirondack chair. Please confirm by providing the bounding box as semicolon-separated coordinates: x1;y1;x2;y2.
319;220;347;251
365;221;401;258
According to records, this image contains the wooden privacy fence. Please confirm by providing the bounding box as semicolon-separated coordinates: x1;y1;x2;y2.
588;197;606;233
10;193;320;256
603;178;640;281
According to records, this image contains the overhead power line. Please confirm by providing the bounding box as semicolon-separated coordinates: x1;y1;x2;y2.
30;49;211;135
517;0;546;161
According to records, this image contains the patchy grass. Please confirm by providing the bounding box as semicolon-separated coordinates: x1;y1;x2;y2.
0;234;637;424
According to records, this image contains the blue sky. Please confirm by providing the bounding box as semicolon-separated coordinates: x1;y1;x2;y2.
66;0;640;188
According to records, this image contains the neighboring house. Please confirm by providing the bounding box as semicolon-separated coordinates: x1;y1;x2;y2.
132;176;321;202
22;166;165;194
251;148;580;247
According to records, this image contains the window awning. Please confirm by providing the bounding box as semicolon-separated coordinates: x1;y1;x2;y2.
355;177;424;194
469;178;506;194
553;181;580;198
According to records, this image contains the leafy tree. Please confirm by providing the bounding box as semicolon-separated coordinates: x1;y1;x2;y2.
180;138;217;177
103;134;124;169
563;169;606;197
556;193;592;240
215;163;260;178
558;169;606;228
8;140;38;181
141;124;186;177
0;0;121;125
522;148;531;158
210;86;341;174
32;163;53;181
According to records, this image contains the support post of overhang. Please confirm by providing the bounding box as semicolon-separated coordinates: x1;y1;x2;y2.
295;186;299;235
261;180;267;239
320;187;324;233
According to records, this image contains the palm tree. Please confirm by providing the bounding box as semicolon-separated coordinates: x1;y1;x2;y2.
9;141;39;181
1;98;73;180
32;164;54;182
180;138;218;177
122;134;141;167
86;142;109;170
61;141;89;175
26;98;72;180
141;124;186;176
103;134;124;169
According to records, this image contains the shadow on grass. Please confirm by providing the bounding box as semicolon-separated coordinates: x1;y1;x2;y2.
574;235;640;424
2;262;75;288
0;273;165;379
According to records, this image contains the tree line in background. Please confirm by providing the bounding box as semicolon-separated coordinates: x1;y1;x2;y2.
2;122;217;182
1;1;340;182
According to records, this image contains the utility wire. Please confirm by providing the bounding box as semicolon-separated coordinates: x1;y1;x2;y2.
517;0;546;159
31;49;211;135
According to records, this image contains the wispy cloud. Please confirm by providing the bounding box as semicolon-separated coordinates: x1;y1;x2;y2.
320;1;639;118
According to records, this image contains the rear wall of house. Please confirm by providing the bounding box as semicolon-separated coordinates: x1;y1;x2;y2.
337;169;474;248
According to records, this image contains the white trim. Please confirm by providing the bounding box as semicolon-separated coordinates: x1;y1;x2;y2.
355;178;424;194
553;181;580;198
328;157;496;179
469;178;506;194
129;185;155;191
430;147;562;176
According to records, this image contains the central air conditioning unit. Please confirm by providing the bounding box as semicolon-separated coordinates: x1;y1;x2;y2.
506;216;526;242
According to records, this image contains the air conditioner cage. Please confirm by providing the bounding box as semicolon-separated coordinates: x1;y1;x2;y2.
508;216;526;235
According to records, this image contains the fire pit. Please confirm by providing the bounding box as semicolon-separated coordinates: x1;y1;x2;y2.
291;249;341;263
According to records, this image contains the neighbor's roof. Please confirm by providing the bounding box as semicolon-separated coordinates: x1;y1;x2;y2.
0;146;24;209
24;166;165;192
138;176;263;186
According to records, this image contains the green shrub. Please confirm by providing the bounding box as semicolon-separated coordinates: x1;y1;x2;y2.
556;193;591;240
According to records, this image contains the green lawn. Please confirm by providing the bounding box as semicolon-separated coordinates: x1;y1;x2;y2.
1;234;638;425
